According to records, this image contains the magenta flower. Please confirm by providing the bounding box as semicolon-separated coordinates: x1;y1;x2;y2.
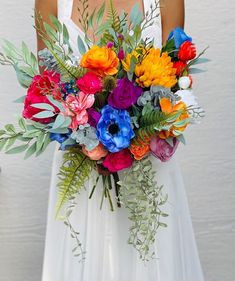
108;77;142;109
76;72;103;95
102;149;133;172
107;42;114;48
150;136;179;162
87;108;101;127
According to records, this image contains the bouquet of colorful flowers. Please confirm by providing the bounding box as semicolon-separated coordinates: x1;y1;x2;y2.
0;0;207;261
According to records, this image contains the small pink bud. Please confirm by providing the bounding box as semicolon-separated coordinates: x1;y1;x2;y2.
107;42;114;48
118;49;125;60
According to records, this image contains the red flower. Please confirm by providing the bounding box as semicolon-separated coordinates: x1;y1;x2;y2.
76;72;103;95
23;71;60;123
102;149;133;172
178;41;196;62
173;61;188;76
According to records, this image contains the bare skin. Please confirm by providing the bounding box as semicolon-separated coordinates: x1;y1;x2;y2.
35;0;184;59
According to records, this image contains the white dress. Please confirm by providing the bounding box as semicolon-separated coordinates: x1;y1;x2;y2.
41;1;205;280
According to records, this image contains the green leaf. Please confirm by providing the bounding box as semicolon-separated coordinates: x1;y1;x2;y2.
40;133;52;153
0;139;7;151
44;22;58;41
6;144;29;154
14;95;26;103
0;130;6;136
22;42;31;65
77;34;87;55
22;129;41;138
5;124;16;134
13;64;32;88
130;3;141;24
36;132;46;154
31;103;55;111
189;68;207;74
49;14;63;33
5;137;17;150
52;114;66;129
55;148;93;218
24;142;37;159
96;2;105;25
49;127;69;134
47;96;65;111
63;23;70;45
33;111;55;119
18;117;27;131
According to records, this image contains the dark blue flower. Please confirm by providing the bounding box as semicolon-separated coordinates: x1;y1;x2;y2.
168;27;192;49
50;131;74;150
96;105;135;153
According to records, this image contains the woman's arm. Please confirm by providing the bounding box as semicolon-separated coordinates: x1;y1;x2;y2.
160;0;185;44
35;0;57;71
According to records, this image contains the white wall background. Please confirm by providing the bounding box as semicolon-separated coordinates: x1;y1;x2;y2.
0;1;234;281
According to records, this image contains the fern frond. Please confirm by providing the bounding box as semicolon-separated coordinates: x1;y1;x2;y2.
107;0;122;34
55;148;94;218
49;49;85;80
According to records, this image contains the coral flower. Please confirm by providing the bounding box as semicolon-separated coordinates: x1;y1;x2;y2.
129;141;150;160
63;92;95;131
82;143;108;161
159;97;190;139
178;41;196;62
80;45;119;76
134;48;177;88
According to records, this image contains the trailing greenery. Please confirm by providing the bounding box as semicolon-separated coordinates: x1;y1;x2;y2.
118;158;168;261
0;117;51;158
55;148;94;218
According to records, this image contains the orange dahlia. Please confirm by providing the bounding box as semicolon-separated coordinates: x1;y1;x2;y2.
80;46;119;76
159;97;190;139
134;48;177;88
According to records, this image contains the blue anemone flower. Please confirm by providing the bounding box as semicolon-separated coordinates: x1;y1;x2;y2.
168;27;192;49
96;105;135;153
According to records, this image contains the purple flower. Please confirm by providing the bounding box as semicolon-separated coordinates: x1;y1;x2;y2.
107;42;114;48
108;77;142;109
87;108;101;127
118;49;125;60
117;34;124;40
150;136;179;162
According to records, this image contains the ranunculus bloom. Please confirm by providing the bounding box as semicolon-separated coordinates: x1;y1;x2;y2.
63;92;95;131
76;72;103;94
129;141;150;160
97;105;135;153
150;136;179;162
87;108;101;127
80;45;119;76
82;143;108;160
23;71;60;123
102;149;134;172
173;61;188;76
178;41;196;62
168;27;192;49
108;77;142;109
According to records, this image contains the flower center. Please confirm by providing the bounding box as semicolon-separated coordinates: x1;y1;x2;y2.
108;123;119;135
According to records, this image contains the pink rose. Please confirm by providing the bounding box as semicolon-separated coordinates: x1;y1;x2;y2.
150;136;179;162
82;143;108;160
102;149;133;172
63;92;95;130
23;71;61;123
76;72;103;95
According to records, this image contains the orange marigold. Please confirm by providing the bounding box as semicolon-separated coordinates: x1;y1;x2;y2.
80;46;119;76
135;48;177;88
159;97;190;139
129;141;150;160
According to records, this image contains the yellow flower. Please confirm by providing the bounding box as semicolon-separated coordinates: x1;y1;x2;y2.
80;45;119;76
134;48;177;88
122;49;142;72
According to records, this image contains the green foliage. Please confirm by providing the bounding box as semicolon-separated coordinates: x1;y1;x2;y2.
0;117;52;158
118;158;168;261
55;148;94;218
0;40;39;88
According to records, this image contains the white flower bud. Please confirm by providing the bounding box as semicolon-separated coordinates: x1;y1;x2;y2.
178;76;191;90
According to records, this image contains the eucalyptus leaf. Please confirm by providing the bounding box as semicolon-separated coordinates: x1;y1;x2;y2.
47;96;65;112
6;144;29;154
14;95;26;103
189;68;207;74
24;142;37;159
77;34;87;55
31;103;55;111
33;110;55;119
